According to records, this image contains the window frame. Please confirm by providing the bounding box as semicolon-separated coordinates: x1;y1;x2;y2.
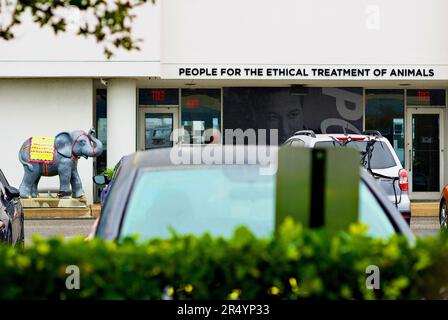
180;88;223;145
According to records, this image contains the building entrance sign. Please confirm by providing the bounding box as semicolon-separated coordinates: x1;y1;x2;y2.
164;65;441;80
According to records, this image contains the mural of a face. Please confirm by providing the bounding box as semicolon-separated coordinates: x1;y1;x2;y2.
255;89;304;143
223;87;363;145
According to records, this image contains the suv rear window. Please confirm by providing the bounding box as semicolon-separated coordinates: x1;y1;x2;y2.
314;140;397;169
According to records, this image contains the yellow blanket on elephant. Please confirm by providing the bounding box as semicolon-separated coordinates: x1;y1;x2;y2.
29;136;56;164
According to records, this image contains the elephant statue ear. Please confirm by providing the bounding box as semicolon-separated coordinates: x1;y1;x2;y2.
55;132;73;158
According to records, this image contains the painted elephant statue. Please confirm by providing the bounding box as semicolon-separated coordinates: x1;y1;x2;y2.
18;128;104;199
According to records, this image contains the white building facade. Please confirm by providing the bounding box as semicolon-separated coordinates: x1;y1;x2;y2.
1;0;448;202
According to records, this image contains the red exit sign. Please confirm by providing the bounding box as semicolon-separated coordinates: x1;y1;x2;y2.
417;91;430;103
151;90;166;102
186;99;200;109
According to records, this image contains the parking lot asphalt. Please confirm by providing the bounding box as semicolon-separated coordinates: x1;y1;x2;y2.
23;216;442;245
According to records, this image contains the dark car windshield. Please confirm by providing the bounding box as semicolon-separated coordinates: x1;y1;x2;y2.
120;166;395;241
314;140;397;169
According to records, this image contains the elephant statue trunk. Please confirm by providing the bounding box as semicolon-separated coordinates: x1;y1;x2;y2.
18;128;104;199
83;129;104;158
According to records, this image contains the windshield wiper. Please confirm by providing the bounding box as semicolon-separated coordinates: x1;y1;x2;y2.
360;139;376;169
329;136;348;147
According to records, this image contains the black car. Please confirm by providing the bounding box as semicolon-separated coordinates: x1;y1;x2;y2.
0;169;25;247
94;146;414;244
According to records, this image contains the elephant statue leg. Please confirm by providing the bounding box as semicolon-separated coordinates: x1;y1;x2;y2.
31;176;40;198
70;168;84;198
19;164;41;198
57;166;72;198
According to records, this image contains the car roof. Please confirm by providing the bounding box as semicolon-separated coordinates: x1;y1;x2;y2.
123;145;280;169
287;133;389;142
285;132;402;169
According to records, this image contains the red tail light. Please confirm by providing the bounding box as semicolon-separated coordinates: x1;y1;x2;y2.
399;169;409;191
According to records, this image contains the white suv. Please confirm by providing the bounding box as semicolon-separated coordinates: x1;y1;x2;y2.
284;130;411;224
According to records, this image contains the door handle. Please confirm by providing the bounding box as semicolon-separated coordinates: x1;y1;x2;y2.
408;149;412;172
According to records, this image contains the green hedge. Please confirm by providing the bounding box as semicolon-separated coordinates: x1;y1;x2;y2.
0;219;447;299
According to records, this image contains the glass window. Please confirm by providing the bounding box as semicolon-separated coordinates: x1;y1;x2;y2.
121;166;275;240
181;89;221;144
290;139;305;147
407;89;446;106
95;88;107;203
223;87;364;144
359;182;395;238
144;113;174;149
139;89;179;106
365;89;405;166
411;114;440;191
96;89;107;170
314;141;397;169
120;166;396;241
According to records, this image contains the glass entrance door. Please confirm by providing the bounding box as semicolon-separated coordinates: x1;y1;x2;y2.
406;108;444;199
138;108;179;151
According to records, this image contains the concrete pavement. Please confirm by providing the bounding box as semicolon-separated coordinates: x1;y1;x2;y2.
410;216;440;237
24;218;95;244
23;216;442;245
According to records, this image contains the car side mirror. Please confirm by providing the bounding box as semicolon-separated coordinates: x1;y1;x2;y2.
93;175;107;186
4;186;20;200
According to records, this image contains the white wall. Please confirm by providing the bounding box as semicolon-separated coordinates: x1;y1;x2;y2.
107;79;137;168
0;79;95;203
162;0;448;65
3;0;448;78
0;2;161;77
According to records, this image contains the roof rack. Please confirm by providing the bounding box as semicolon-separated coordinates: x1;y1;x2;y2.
294;130;316;138
362;130;382;137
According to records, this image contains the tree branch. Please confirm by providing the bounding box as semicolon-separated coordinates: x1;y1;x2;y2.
0;0;155;58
